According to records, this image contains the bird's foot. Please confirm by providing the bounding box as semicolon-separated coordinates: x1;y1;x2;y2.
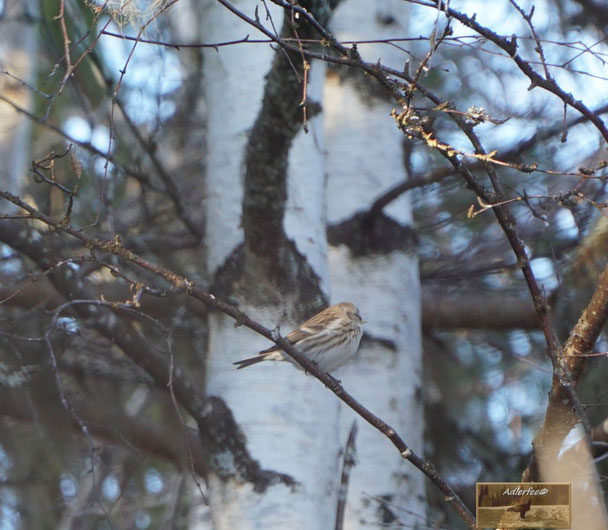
328;372;341;384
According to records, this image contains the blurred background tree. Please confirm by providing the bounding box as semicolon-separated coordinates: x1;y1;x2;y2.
1;0;608;528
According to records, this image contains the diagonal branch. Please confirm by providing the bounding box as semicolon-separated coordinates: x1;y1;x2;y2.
524;259;608;481
563;262;608;377
0;190;476;527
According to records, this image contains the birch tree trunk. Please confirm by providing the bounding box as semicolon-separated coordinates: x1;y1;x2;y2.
197;1;339;527
0;0;36;209
325;1;427;527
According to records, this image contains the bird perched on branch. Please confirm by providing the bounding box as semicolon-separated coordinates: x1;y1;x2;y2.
233;302;365;373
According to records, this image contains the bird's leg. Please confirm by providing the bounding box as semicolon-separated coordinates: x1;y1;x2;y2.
304;361;341;384
303;358;318;376
303;360;342;388
326;372;342;388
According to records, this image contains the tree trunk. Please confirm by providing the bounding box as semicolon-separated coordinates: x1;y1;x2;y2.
197;1;340;527
0;0;36;210
326;1;426;527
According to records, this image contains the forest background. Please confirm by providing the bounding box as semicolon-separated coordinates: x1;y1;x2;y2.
1;0;608;528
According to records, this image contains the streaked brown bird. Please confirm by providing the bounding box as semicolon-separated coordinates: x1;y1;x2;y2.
233;302;365;373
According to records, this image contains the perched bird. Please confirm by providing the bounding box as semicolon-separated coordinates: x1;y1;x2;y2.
234;302;365;373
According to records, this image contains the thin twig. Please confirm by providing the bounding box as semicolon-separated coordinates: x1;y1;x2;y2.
335;421;358;530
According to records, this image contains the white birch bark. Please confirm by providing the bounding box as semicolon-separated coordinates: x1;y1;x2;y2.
0;0;37;209
196;2;339;527
538;427;608;529
325;1;427;527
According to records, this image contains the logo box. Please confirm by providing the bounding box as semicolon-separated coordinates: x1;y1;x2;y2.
476;482;571;528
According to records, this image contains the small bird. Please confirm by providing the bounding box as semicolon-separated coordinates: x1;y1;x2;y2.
234;302;365;373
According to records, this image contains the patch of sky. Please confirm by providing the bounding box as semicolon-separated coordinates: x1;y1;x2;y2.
475;118;537;152
553;208;579;240
408;0;607;121
144;468;163;494
91;125;112;153
0;245;20;275
448;229;473;255
509;330;532;357
481;273;505;290
0;445;11;481
530;257;558;291
555;124;602;172
63;116;113;154
410;2;442;32
63;116;90;143
159;100;176;120
487;392;509;424
508;378;541;412
466;396;485;424
94;157;115;178
102;475;120;501
486;374;547;450
456;445;483;479
56;316;80;334
135;511;151;529
98;20;182;125
0;490;19;530
409;149;427;175
455;338;475;364
484;367;505;389
454;1;524;35
60;473;77;499
417;236;439;260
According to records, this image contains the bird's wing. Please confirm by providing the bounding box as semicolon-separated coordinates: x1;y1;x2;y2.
287;324;324;343
300;307;332;328
258;323;324;354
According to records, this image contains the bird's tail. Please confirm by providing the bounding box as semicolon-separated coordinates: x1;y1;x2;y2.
233;348;282;369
